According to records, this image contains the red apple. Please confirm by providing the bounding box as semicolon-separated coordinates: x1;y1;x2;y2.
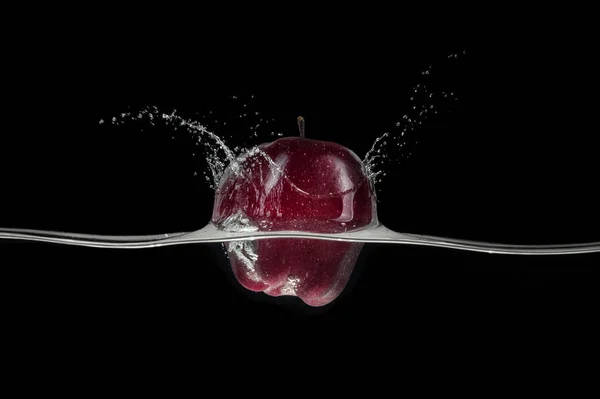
211;122;377;306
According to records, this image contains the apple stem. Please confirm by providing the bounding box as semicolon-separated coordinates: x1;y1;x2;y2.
297;116;305;138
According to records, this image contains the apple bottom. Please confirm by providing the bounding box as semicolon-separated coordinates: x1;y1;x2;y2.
227;238;364;307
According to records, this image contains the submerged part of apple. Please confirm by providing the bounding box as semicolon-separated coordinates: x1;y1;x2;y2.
211;137;377;306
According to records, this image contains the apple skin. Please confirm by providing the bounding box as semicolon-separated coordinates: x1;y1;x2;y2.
211;137;377;306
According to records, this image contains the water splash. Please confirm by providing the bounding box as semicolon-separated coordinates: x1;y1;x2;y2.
107;106;363;205
105;106;235;189
362;49;466;184
363;132;389;182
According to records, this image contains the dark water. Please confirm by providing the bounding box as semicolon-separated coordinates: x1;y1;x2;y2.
1;40;598;355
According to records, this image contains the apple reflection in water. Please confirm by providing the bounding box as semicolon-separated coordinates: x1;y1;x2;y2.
211;118;376;306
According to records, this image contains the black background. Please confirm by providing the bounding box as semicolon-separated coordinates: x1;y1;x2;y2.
1;29;598;365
